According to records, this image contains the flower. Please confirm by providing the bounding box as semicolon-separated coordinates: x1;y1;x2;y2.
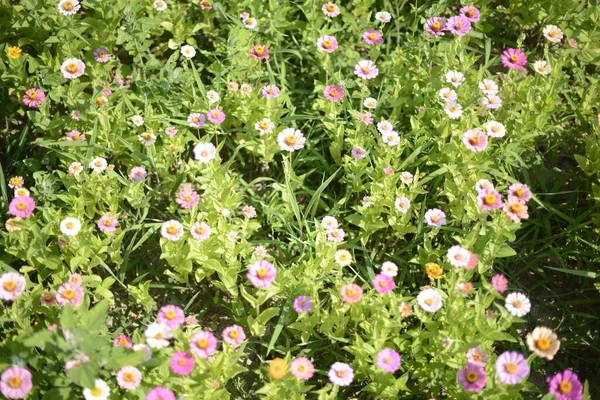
446;71;465;87
547;370;583;400
328;362;354;386
424;208;446;227
170;351;195;376
146;387;176;400
69;162;84;176
457;363;487;392
543;25;563;43
60;217;81;236
243;17;257;29
254;245;269;258
269;358;287;380
144;323;172;349
8;176;24;189
504;197;529;222
505;292;531;317
477;189;502;211
321;2;340;17
466;347;488;366
417;288;443;312
508;183;532;202
360;112;374;125
61;58;85;79
129;166;147;181
180;45;196;58
363;30;383;45
66;129;85;141
116;366;142;390
568;38;578;48
381;131;400;146
363;97;377;108
446;15;471;36
83;379;110;400
467;252;477;270
486;121;505;138
138;132;156;146
277;128;306;152
226;231;239;243
222;325;246;347
495;351;530;385
334;249;352;266
153;0;167;11
114;334;132;348
316;35;338;52
161;220;184;241
97;215;118;232
323;85;344;102
56;282;84;306
462;129;488;152
187;112;205;128
351;146;367;159
444;103;463;119
58;0;81;15
132;344;152;362
439;88;457;103
247;260;277;288
460;6;480;22
190;222;211;241
475;179;494;192
227;81;239;91
482;94;502;109
425;263;443;279
255;118;275;134
354;60;379;79
321;216;338;230
40;291;56;306
340;283;363;304
90;157;107;172
250;44;269;60
491;274;508;293
293;296;313;313
157;305;185;329
261;84;280;99
376;348;401;373
394;196;410;213
526;326;560;360
199;0;211;10
240;83;252;95
456;282;474;295
375;11;391;23
447;245;471;268
381;261;398;277
69;273;83;286
7;46;22;60
93;47;110;63
373;274;395;294
398;302;412;317
22;88;45;108
399;171;413;184
479;79;499;95
207;90;220;103
193;142;217;163
242;205;256;217
8;196;35;218
424;17;446;36
377;120;394;134
383;166;394;175
327;228;345;242
0;273;26;301
290;357;314;380
533;60;552;75
501;48;527;70
176;188;200;209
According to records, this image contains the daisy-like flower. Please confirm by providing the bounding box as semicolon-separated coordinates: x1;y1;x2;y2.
190;222;211;241
60;217;81;236
269;358;287;380
0;272;26;301
180;45;196;58
58;0;80;15
61;58;85;79
543;25;563;43
56;282;84;306
190;330;218;359
323;85;344;102
138;132;156;146
482;94;502;109
547;370;583;400
0;366;32;399
485;121;505;138
351;146;367;159
334;249;352;266
114;334;132;348
383;166;394;176
277;128;306;152
68;162;84;176
243;17;257;29
6;45;22;60
533;60;552;75
508;183;532;202
477;189;502;211
199;0;211;10
255;118;275;134
456;282;474;295
261;84;280;99
222;325;246;347
147;387;176;400
363;97;377;108
381;131;400;146
240;83;252;95
66;129;85;141
360;112;374;125
373;273;395;294
206;90;220;104
227;81;239;91
446;71;465;87
131;115;144;127
417;288;443;312
424;17;446;36
495;351;530;385
460;6;480;22
22;88;45;108
394;196;410;213
161;220;184;241
447;245;471;268
321;216;338;230
424;208;447;227
250;44;269;60
446;15;471;36
381;261;398;277
376;348;401;373
491;274;508;292
129;166;147;181
479;79;499;95
526;326;560;360
97;215;118;232
465;348;488;368
242;205;256;218
247;260;276;288
362;30;383;45
503;197;529;223
293;296;313;313
425;262;443;279
169;351;195;376
157;304;185;330
354;60;379;79
83;379;111;400
40;291;56;306
116;366;142;390
377;119;394;134
144;323;172;349
322;2;340;17
93;47;110;63
316;35;338;52
475;179;494;192
207;109;226;124
153;0;167;11
340;283;363;304
375;11;391;22
327;228;345;242
505;292;531;317
164;125;178;137
254;245;269;258
457;363;487;392
444;103;463;119
328;362;353;386
399;171;413;184
8;176;24;189
90;157;107;172
188;112;205;128
439;88;457;103
398;302;412;317
501;48;527;70
291;357;314;380
8;196;35;219
193;142;216;163
462;129;488;152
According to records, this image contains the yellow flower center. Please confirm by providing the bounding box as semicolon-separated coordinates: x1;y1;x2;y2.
63;289;75;299
328;88;338;97
536;337;551;350
379;280;388;288
431;215;440;222
91;387;102;396
466;371;478;383
297;364;306;372
484;193;496;205
229;330;239;339
473;353;481;361
94;160;102;167
166;225;177;234
346;287;355;297
285;135;297;146
511;203;523;213
336;369;345;378
256;267;267;278
465;8;474;17
559;380;572;394
326;4;335;12
192;116;199;123
516;188;524;197
123;372;135;382
119;337;127;345
103;219;113;227
156;1;163;6
165;310;176;319
254;46;265;55
323;40;332;48
66;221;74;229
8;376;21;388
510;54;519;62
29;91;38;100
368;33;377;40
15;201;27;211
197;338;208;349
3;281;16;292
505;361;518;374
66;62;78;73
177;358;187;366
195;226;205;235
470;135;481;145
455;21;463;29
44;293;53;301
424;298;434;306
513;300;522;308
362;65;372;73
63;1;74;10
155;333;163;339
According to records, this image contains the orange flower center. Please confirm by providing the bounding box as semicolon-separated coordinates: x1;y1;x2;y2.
66;62;78;73
336;369;345;378
166;226;177;234
62;289;75;299
424;298;434;306
346;287;355;297
328;88;338;97
379;280;388;288
326;4;335;12
466;371;478;383
63;1;74;10
297;364;306;372
511;203;523;213
513;300;522;308
8;376;21;388
510;54;519;62
4;281;16;292
285;135;297;146
177;358;188;366
195;226;205;235
323;40;332;48
559;380;572;394
256;267;267;278
123;372;135;382
197;338;208;349
29;91;38;99
229;330;239;339
165;310;176;319
484;193;496;205
103;219;113;226
505;361;518;374
15;201;27;211
536;338;551;350
254;46;265;55
368;33;377;40
155;333;163;340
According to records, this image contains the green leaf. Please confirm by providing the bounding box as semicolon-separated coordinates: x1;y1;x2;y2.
81;300;109;332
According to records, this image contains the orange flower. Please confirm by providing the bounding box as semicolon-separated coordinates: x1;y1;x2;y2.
425;263;443;279
269;358;287;380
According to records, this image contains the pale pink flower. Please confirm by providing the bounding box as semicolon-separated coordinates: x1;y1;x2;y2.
354;60;379;79
190;330;218;359
327;228;345;242
340;283;362;304
187;112;205;128
97;215;118;232
446;15;471;36
176;188;200;209
261;85;280;99
222;325;246;347
207;109;226;124
362;30;383;45
323;85;344;102
424;17;446;36
477;189;503;211
508;183;532;202
157;304;185;329
462;129;488;152
322;2;340;17
66;129;85;141
60;58;86;79
290;357;314;380
316;35;338;52
190;222;211;241
250;44;269;60
56;282;84;307
161;220;184;241
359;112;374;125
503;197;529;223
0;272;26;301
116;366;142;390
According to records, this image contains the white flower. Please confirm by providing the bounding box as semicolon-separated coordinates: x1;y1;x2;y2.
58;0;81;16
444;103;463;119
417;288;443;313
363;97;377;109
376;119;394;134
381;131;400;146
240;83;252;95
375;11;392;23
60;217;81;236
439;88;457;103
226;231;239;243
486;121;506;138
221;208;231;217
482;95;502;109
243;17;257;29
255;118;275;134
207;90;220;104
399;171;413;185
505;292;531;317
327;228;345;242
144;323;172;349
381;261;398;277
424;208;446;227
153;0;167;11
277;128;306;152
533;60;551;76
321;216;338;230
132;344;152;362
131;115;144;126
193;142;217;163
334;249;353;266
445;71;465;87
83;379;110;400
161;220;184;241
394;196;410;213
14;188;30;197
446;245;471;268
90;157;107;172
180;45;196;59
543;25;563;43
68;162;83;176
479;79;499;96
138;132;156;146
475;179;494;192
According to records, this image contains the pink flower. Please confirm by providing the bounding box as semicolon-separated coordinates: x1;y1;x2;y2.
362;29;383;45
114;334;133;348
462;129;488;152
170;351;195;375
503;197;529;222
222;325;246;347
207;109;226;124
466;347;488;366
56;282;84;307
359;112;374;125
97;215;119;232
66;129;85;141
323;84;344;102
466;252;478;270
322;2;340;17
247;260;277;288
477;189;503;211
242;205;256;218
328;362;354;386
116;366;142;390
446;15;471;36
22;88;46;108
261;85;280;99
424;17;446;36
102;87;112;96
176;188;200;209
8;196;35;218
376;348;401;373
327;228;345;242
157;304;185;329
291;357;314;380
190;222;211;241
165;125;178;137
460;6;480;22
508;183;532;202
458;362;487;392
0;272;26;301
190;330;218;359
354;60;379;79
60;58;86;79
187;112;205;128
373;273;395;294
40;291;56;306
129;166;147;181
0;366;32;399
351;146;366;159
340;283;363;304
501;48;527;70
250;44;269;60
93;47;110;63
69;273;83;286
491;274;508;293
316;35;338;52
185;315;198;325
146;387;176;400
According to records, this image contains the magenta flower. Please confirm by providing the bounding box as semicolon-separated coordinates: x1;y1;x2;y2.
354;60;379;79
491;274;508;292
247;260;277;288
113;333;133;348
190;330;218;359
250;44;269;60
8;196;35;218
547;370;583;400
457;362;487;392
207;109;226;124
323;84;344;102
291;357;314;380
501;48;527;70
495;351;529;385
293;296;312;313
424;17;446;36
0;366;32;399
97;215;119;232
446;15;471;36
176;189;200;209
316;35;338;52
362;29;383;45
222;325;246;347
261;84;280;99
351;146;366;159
477;189;503;211
56;282;84;307
462;129;488;152
157;304;185;329
146;387;176;400
372;273;395;294
460;6;480;22
22;88;46;108
129;166;147;181
376;348;401;373
508;183;532;202
93;47;110;63
170;351;195;375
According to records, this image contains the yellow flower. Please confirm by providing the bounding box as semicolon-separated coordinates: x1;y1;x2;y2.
425;262;443;279
268;358;287;380
7;46;22;60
